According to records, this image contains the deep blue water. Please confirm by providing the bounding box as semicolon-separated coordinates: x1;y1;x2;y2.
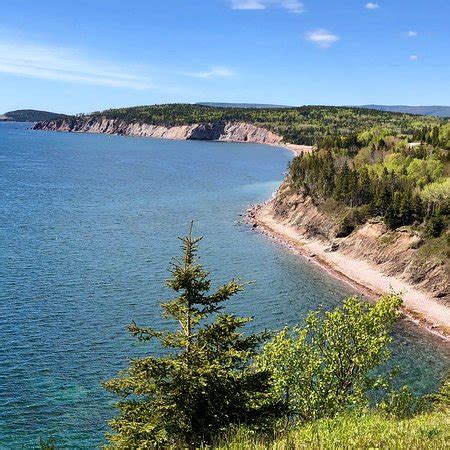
0;122;448;447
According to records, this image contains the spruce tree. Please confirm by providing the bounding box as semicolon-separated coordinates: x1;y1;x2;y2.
103;225;278;448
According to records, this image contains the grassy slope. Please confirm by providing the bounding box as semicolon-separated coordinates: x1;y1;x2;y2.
213;409;450;449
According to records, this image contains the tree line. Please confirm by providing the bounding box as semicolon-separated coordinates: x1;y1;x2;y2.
288;124;449;237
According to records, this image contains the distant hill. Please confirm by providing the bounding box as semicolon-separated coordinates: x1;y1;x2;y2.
0;109;68;122
196;102;290;109
198;103;450;117
362;105;450;117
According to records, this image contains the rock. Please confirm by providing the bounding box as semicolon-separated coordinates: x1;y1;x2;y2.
325;242;339;252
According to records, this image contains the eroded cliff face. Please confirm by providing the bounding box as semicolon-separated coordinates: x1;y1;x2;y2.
33;116;283;145
270;181;449;302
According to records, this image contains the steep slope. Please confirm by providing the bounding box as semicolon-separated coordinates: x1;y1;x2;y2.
33;116;284;145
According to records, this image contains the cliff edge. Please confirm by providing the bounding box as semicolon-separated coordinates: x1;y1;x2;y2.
33;116;284;146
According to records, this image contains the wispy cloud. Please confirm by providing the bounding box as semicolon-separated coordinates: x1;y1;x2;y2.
0;40;152;89
306;29;339;49
407;30;418;37
229;0;305;13
410;55;418;61
365;2;379;9
182;66;235;79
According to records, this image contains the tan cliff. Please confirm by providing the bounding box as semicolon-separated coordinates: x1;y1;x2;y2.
251;180;450;338
33;116;284;146
269;180;449;302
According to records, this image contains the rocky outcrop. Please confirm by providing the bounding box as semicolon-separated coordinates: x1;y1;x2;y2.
33;116;284;146
270;181;449;303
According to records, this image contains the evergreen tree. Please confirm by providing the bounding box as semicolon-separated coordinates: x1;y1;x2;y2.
102;225;279;448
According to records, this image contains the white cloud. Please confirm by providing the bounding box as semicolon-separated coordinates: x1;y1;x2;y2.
407;30;418;37
410;55;418;61
182;66;235;79
230;0;305;13
230;0;266;9
365;2;379;9
0;40;152;90
306;29;339;49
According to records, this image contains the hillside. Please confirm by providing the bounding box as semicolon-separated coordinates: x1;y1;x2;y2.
1;109;67;122
253;121;450;333
33;103;443;146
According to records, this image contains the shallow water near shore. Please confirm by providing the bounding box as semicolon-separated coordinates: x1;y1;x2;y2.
1;122;449;447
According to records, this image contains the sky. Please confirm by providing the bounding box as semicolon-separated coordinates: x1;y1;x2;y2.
1;0;449;114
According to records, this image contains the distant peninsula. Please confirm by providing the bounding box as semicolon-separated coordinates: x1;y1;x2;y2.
0;109;68;123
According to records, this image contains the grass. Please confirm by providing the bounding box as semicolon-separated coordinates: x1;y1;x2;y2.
211;409;450;449
416;234;449;263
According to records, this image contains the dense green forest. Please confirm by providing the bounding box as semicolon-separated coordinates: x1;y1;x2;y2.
288;122;450;237
89;103;443;145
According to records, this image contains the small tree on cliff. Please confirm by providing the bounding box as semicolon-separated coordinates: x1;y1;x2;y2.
103;225;279;448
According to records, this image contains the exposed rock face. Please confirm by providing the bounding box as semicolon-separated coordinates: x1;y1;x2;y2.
270;181;449;303
33;116;284;146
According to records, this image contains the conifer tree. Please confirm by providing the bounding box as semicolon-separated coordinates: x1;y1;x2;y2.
103;225;279;448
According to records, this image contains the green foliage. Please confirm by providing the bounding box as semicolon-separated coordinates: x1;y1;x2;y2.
103;225;279;448
212;409;450;449
380;386;425;419
289;123;449;234
425;375;450;411
421;178;450;208
256;295;402;421
438;122;450;148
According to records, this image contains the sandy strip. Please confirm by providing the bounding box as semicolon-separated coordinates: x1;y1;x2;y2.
282;143;314;156
251;202;450;342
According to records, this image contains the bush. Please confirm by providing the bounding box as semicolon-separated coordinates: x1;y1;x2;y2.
256;295;403;421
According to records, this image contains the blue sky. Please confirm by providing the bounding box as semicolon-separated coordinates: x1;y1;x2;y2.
1;0;449;113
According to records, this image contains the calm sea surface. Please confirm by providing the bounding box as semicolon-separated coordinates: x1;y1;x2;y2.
0;122;449;447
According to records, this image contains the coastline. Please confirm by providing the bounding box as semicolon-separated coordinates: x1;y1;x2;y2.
33;122;449;341
248;201;450;342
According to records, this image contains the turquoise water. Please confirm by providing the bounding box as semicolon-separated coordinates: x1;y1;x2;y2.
0;122;448;447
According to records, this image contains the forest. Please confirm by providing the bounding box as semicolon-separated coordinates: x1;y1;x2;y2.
88;103;445;145
288;122;450;237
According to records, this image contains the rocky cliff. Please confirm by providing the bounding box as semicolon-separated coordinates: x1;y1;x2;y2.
269;180;449;303
33;116;284;146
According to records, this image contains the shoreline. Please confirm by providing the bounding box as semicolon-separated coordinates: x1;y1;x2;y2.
33;124;449;341
32;117;315;156
248;201;450;342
